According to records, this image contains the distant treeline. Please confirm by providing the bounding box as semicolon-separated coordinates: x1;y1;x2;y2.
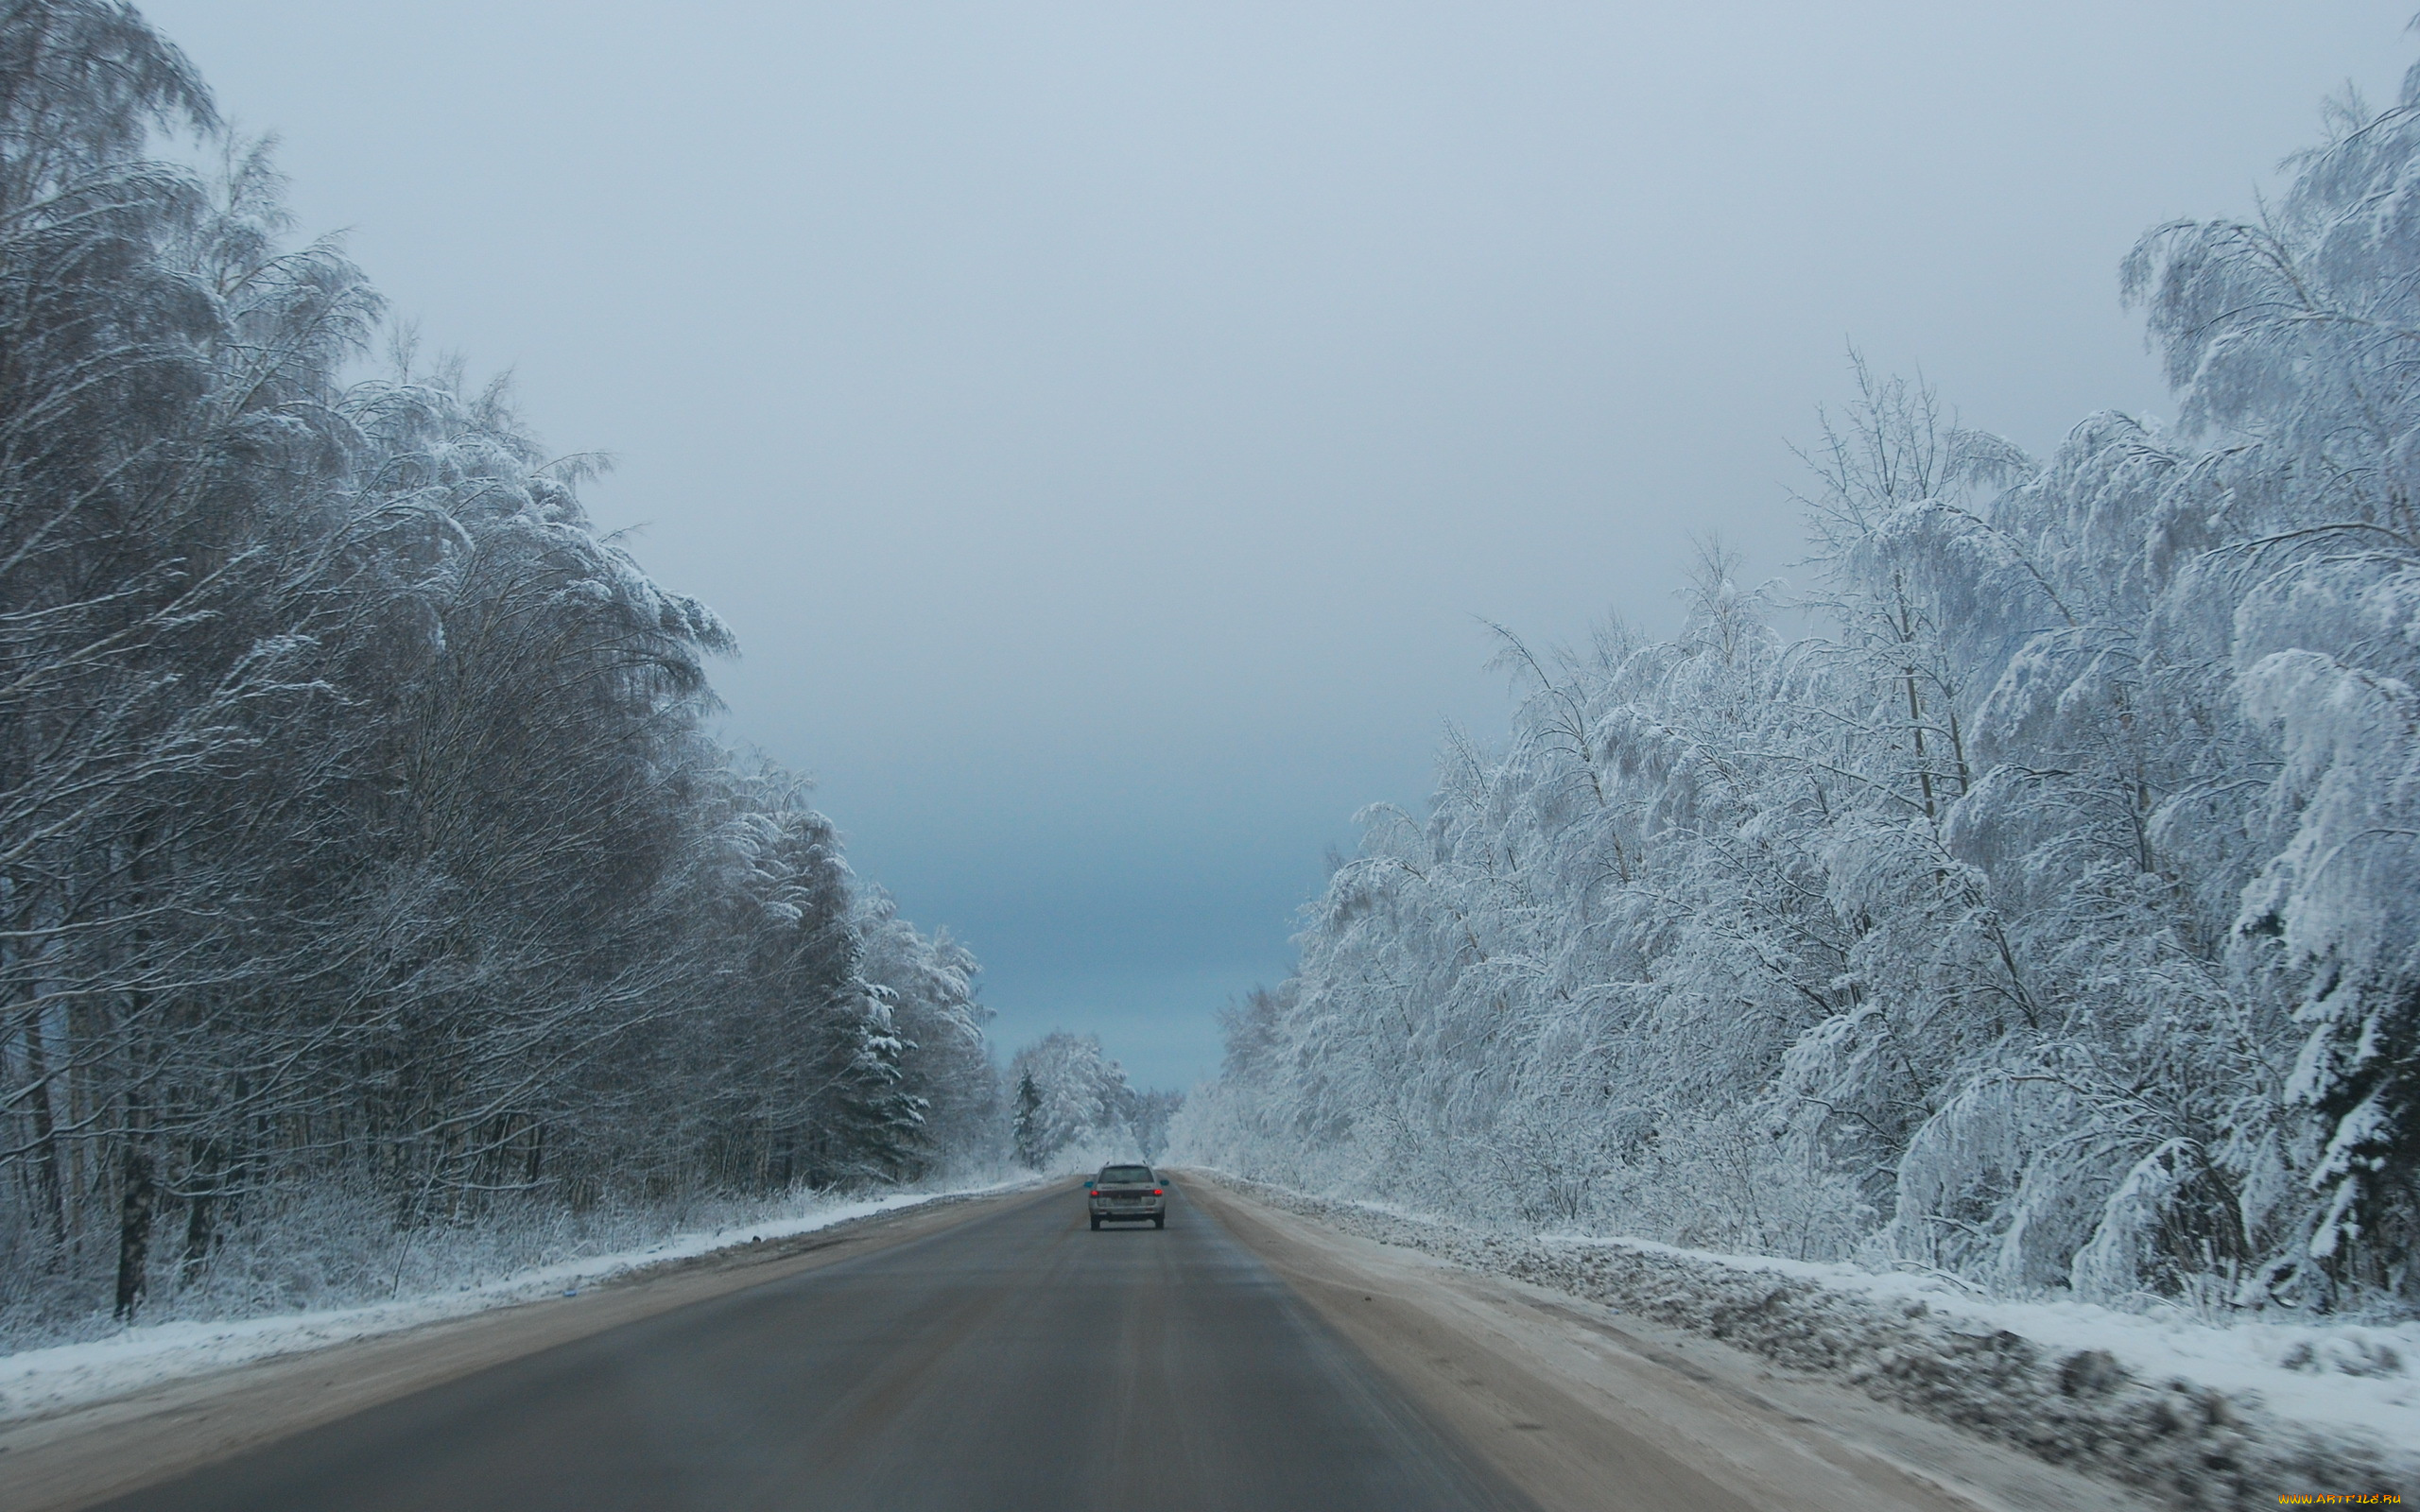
1178;57;2420;1310
1010;1030;1182;1171
0;1;996;1336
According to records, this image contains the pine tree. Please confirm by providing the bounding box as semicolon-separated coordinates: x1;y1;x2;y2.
1011;1074;1045;1170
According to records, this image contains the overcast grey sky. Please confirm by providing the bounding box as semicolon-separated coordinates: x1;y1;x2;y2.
143;1;2411;1088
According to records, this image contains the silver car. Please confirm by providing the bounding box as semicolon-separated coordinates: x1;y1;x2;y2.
1087;1164;1167;1229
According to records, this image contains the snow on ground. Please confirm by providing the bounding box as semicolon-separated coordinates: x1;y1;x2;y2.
0;1179;1028;1425
1187;1170;2416;1509
1523;1230;2420;1452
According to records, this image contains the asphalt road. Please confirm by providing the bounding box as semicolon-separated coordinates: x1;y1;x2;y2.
92;1181;1537;1512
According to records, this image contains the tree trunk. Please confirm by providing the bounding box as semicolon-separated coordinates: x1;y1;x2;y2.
19;1016;69;1258
113;1141;155;1320
179;1138;223;1285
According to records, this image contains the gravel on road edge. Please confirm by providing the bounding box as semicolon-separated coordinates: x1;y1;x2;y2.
1181;1169;2411;1511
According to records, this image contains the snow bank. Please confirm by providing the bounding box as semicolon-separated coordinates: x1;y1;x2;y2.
1188;1170;2416;1510
0;1179;1027;1425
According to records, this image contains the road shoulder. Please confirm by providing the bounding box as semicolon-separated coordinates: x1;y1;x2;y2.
0;1182;1054;1512
1184;1172;2154;1512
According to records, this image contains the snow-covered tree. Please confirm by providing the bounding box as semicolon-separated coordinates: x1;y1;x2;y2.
1178;45;2420;1312
1005;1032;1156;1172
0;0;999;1340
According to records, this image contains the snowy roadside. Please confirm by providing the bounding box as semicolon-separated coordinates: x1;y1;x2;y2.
0;1178;1034;1426
1182;1169;2416;1510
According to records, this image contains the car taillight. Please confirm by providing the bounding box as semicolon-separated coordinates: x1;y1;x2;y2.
1151;1189;1163;1195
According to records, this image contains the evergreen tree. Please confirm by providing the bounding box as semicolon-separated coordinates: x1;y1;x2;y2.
1012;1074;1045;1170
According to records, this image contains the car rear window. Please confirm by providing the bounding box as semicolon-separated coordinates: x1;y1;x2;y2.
1099;1165;1154;1184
